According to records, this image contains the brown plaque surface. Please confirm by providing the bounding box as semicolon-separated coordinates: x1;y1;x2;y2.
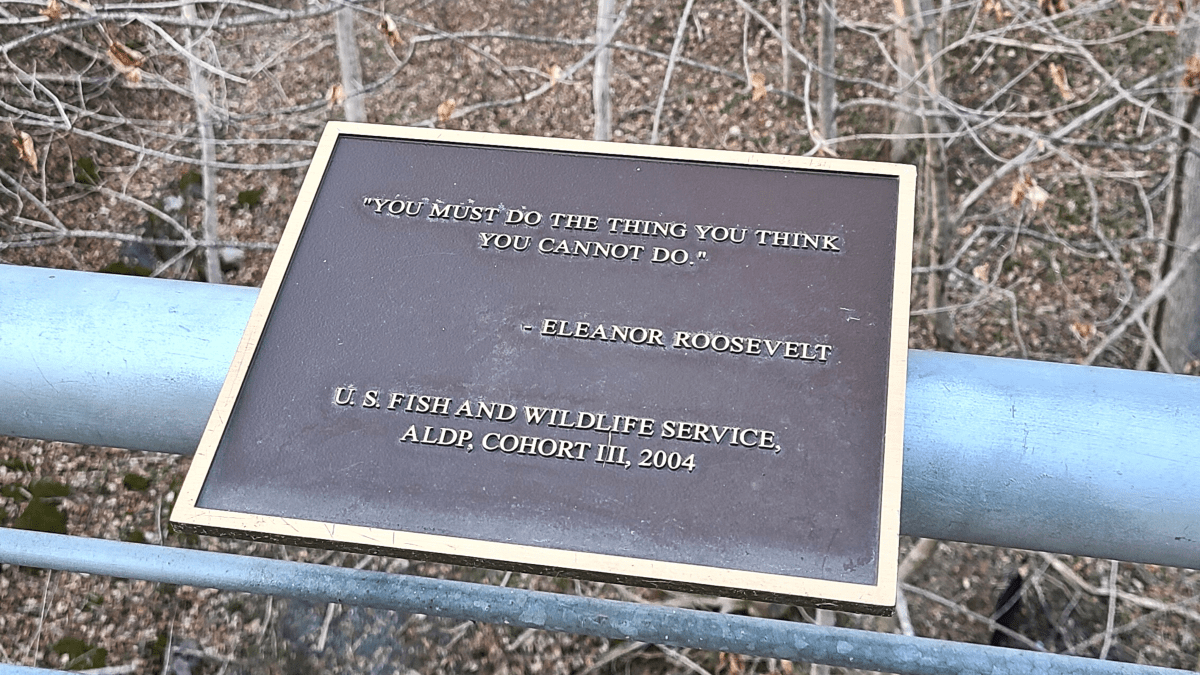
173;123;914;612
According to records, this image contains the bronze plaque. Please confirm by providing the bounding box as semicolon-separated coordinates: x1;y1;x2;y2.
173;123;914;613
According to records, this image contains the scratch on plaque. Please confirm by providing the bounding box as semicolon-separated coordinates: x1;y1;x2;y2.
839;307;861;322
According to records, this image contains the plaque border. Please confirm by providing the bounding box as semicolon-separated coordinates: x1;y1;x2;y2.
172;122;915;613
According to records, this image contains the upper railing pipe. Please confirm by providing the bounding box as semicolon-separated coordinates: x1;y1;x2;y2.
2;264;1199;569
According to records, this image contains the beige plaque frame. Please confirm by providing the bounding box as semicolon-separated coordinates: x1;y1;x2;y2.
172;122;915;613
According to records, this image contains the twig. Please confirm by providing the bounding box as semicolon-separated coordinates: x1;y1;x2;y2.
898;538;938;581
505;627;537;652
1039;553;1200;623
576;640;647;675
21;571;53;665
256;596;273;645
160;616;174;675
895;587;915;636
155;494;164;544
80;664;142;674
134;15;249;83
1099;560;1119;660
658;645;713;675
316;602;338;653
1083;232;1200;365
901;582;1046;651
649;0;696;145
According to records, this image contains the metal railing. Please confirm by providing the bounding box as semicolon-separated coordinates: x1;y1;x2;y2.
2;263;1198;674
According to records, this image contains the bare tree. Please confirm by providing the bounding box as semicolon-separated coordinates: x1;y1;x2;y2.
1155;11;1200;373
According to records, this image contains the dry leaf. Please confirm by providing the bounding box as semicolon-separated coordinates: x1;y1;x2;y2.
750;72;767;102
12;131;37;172
1026;180;1049;211
327;83;346;107
40;0;64;21
1049;63;1075;101
107;42;146;82
107;41;145;69
973;263;991;282
378;15;402;47
1148;0;1179;29
1070;321;1095;342
982;0;1011;21
437;98;456;122
1010;177;1026;209
548;65;563;86
1039;0;1068;14
1011;174;1049;211
718;653;744;675
1184;54;1200;91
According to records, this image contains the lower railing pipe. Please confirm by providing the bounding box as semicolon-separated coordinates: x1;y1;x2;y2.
0;528;1192;675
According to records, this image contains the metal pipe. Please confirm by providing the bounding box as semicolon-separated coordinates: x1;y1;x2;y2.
2;264;1199;569
1;528;1193;675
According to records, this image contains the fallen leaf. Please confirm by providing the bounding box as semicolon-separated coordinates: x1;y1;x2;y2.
750;72;767;102
1011;174;1050;211
973;263;991;282
1010;176;1026;209
1148;0;1179;28
1039;0;1068;14
327;83;346;107
548;64;563;86
108;41;145;69
1049;63;1075;101
1026;180;1049;211
437;98;456;122
40;0;64;21
107;42;146;82
378;15;402;47
1071;321;1095;342
1184;54;1200;91
982;0;1012;21
13;131;37;172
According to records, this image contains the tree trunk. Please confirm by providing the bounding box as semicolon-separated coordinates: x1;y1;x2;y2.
1156;18;1200;373
593;0;617;141
890;0;920;163
817;0;837;142
904;0;956;350
781;0;792;96
182;2;221;284
336;6;365;123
